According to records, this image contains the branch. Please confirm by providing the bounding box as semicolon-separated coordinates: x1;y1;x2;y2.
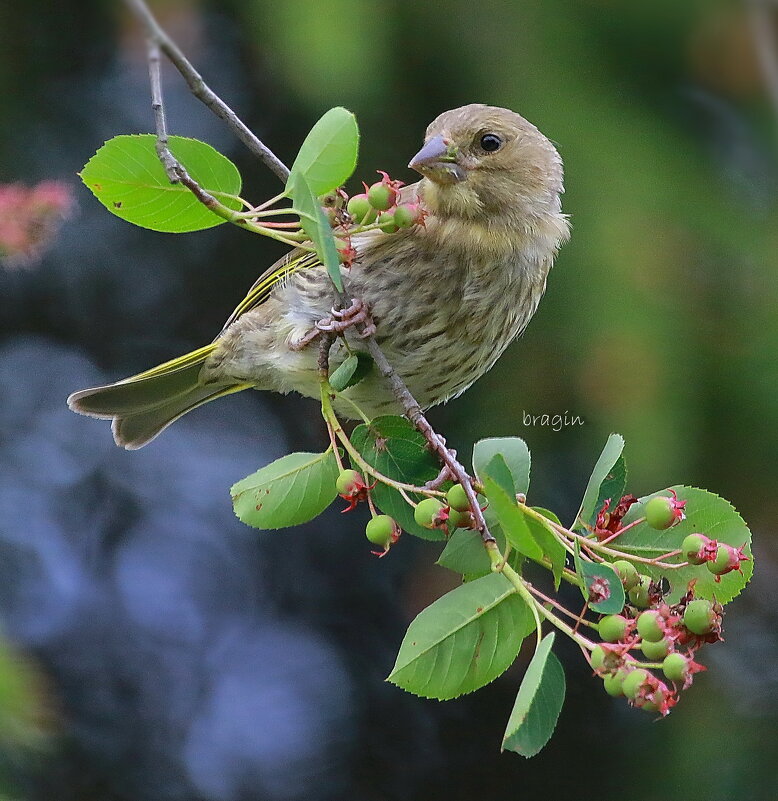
124;0;289;182
123;0;494;543
364;339;492;540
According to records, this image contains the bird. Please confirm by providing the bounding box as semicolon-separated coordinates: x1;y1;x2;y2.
68;104;570;449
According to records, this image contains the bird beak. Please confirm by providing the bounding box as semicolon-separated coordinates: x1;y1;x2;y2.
408;135;465;184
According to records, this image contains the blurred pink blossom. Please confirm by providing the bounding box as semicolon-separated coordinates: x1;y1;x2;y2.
0;180;75;268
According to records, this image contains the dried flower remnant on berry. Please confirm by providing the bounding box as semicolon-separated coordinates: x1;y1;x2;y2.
336;469;375;512
594;493;638;540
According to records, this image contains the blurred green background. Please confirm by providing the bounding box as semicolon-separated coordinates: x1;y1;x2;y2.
0;0;776;799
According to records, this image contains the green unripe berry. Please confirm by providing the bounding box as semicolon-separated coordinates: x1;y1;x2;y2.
377;212;398;233
590;645;607;671
639;687;665;713
414;497;445;530
682;533;709;566
603;672;625;697
706;543;738;576
662;652;689;683
336;469;363;495
637;610;665;642
644;496;677;530
446;484;471;512
365;515;397;547
347;194;377;224
628;574;652;609
612;560;639;591
446;507;466;529
598;614;629;643
367;182;393;211
392;204;418;229
683;599;716;635
622;668;650;700
640;637;670;660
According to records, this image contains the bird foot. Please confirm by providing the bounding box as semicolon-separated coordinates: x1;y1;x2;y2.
316;298;376;339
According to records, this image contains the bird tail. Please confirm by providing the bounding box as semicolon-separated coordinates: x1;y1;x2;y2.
67;344;252;449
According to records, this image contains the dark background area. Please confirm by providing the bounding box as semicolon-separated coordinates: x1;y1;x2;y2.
0;0;777;799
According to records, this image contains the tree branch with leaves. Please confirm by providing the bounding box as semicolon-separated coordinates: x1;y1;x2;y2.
73;0;755;757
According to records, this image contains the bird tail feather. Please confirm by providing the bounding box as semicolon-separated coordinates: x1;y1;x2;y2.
67;344;252;449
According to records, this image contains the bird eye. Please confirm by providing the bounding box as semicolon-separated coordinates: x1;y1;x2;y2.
479;133;503;153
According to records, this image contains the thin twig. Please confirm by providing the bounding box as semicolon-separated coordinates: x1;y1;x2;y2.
125;0;494;543
365;338;494;541
124;0;289;181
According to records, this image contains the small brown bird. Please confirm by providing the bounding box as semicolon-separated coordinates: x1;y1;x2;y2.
68;104;570;448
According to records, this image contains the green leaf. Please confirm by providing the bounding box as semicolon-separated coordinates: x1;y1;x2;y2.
616;486;753;604
502;633;565;758
473;437;531;495
80;134;242;232
574;433;625;530
287;107;359;196
437;522;530;580
590;455;627;528
288;172;343;292
388;573;535;700
437;529;492;576
572;542;625;614
231;450;339;529
525;508;567;590
482;477;543;560
350;416;443;540
484;453;516;498
329;352;373;392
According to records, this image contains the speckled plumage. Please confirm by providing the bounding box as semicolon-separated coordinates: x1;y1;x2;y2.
69;104;570;448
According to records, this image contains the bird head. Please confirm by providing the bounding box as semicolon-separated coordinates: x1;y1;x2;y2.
408;104;565;227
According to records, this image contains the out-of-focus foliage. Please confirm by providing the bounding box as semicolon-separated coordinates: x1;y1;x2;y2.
0;0;777;799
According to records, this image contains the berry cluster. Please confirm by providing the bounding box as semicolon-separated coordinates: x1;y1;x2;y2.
322;171;426;266
592;577;719;715
579;489;750;716
682;532;748;581
335;468;475;556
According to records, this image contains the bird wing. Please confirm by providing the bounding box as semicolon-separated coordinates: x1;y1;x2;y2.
216;247;321;336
